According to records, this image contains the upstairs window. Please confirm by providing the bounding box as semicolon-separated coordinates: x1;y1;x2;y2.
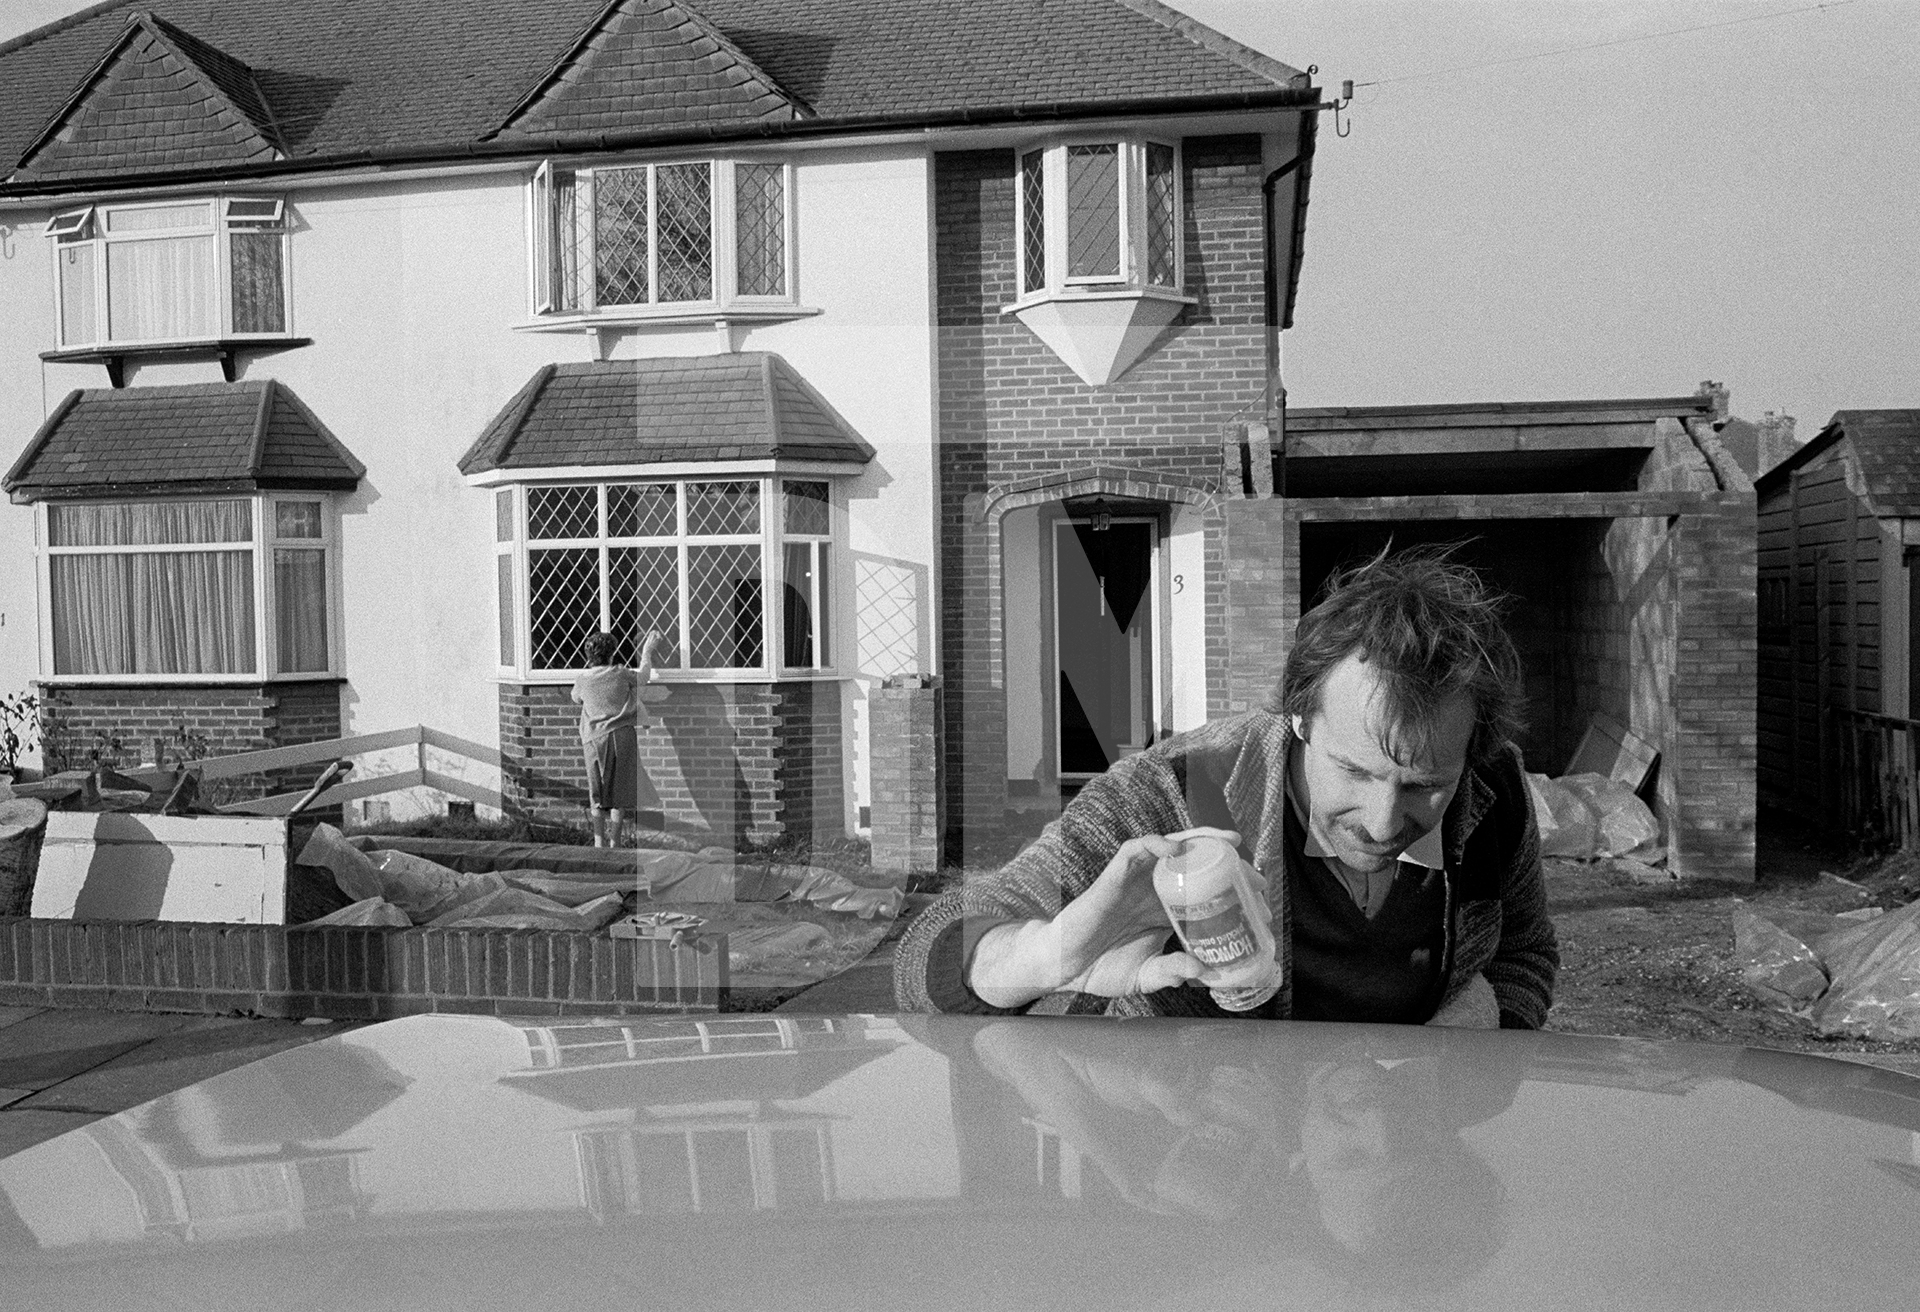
532;159;792;316
496;477;838;678
45;197;289;350
1015;139;1180;299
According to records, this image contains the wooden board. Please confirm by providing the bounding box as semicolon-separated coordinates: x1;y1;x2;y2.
1565;714;1660;792
30;812;288;923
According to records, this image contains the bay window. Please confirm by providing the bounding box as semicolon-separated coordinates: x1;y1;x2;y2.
531;158;793;317
495;477;839;677
40;495;337;679
45;197;289;350
1015;138;1181;299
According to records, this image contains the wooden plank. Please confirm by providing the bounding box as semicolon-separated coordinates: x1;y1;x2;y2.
1788;470;1804;788
420;726;504;768
30;812;288;924
218;767;428;815
196;725;424;779
1563;713;1659;789
421;769;507;810
1818;556;1835;825
1289;491;1703;521
1850;485;1863;714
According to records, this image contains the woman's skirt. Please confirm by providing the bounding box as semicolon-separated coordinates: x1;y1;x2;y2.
584;726;661;811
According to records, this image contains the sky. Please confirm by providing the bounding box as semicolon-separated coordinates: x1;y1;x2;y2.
2;0;1911;432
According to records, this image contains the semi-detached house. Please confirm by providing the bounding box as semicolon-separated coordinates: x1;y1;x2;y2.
0;0;1322;852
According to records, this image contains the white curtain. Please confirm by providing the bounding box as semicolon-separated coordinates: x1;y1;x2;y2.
274;549;329;673
52;550;255;675
106;235;216;341
50;500;250;548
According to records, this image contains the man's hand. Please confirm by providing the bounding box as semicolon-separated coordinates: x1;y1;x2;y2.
969;828;1241;1007
1427;972;1499;1028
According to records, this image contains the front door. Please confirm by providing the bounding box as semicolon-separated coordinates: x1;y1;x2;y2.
1054;517;1156;780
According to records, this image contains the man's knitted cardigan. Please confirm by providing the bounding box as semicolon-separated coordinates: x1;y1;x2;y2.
894;710;1558;1026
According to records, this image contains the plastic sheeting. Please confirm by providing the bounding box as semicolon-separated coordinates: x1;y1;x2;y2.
1733;899;1920;1040
296;825;636;931
1527;772;1662;864
295;827;905;990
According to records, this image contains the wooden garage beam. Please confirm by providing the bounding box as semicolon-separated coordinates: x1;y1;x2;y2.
1284;491;1707;521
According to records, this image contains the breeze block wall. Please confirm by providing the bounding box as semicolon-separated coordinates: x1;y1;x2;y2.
500;681;842;848
935;136;1266;861
35;680;343;795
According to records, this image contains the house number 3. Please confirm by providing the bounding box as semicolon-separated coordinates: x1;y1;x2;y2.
1172;575;1184;593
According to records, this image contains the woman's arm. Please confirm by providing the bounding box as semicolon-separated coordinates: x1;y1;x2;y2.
635;630;662;685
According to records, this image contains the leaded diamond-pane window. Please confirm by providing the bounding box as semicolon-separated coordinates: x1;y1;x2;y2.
687;482;758;537
735;163;786;297
502;478;833;675
688;545;762;668
782;481;829;537
527;485;598;540
528;547;600;670
1066;144;1121;280
535;160;790;316
1021;150;1047;295
1014;139;1181;297
1146;142;1177;288
656;163;714;303
594;166;651;307
609;483;677;538
610;546;680;666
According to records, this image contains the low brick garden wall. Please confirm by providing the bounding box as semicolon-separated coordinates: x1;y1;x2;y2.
0;916;724;1018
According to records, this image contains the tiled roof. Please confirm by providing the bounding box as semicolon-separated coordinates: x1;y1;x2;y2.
4;380;366;500
493;0;805;142
14;11;281;182
1829;411;1920;517
458;354;877;474
0;0;1310;192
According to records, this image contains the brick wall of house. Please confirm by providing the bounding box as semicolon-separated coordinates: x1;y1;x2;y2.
869;680;942;874
35;681;342;795
770;680;845;842
500;681;836;847
935;136;1268;859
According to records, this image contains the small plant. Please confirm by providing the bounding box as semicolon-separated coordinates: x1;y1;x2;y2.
155;721;213;768
0;690;38;775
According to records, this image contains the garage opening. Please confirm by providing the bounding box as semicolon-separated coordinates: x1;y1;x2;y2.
1300;517;1667;786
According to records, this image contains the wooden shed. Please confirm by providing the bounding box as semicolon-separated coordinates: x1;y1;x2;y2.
1756;410;1920;841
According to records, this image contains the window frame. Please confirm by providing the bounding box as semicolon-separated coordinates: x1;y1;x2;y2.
1013;136;1184;302
528;157;798;322
43;195;294;352
34;492;342;684
494;473;844;683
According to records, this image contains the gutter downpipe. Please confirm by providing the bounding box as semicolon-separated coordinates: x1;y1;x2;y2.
1261;151;1309;500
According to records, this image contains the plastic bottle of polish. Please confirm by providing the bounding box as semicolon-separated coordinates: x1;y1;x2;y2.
1152;835;1280;1011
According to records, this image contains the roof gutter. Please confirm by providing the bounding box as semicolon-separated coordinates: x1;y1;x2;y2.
1261;112;1319;499
0;89;1322;200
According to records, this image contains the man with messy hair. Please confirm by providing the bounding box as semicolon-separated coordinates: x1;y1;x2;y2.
895;547;1558;1027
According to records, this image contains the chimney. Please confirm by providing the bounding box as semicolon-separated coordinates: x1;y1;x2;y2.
1757;411;1798;473
1695;380;1730;424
